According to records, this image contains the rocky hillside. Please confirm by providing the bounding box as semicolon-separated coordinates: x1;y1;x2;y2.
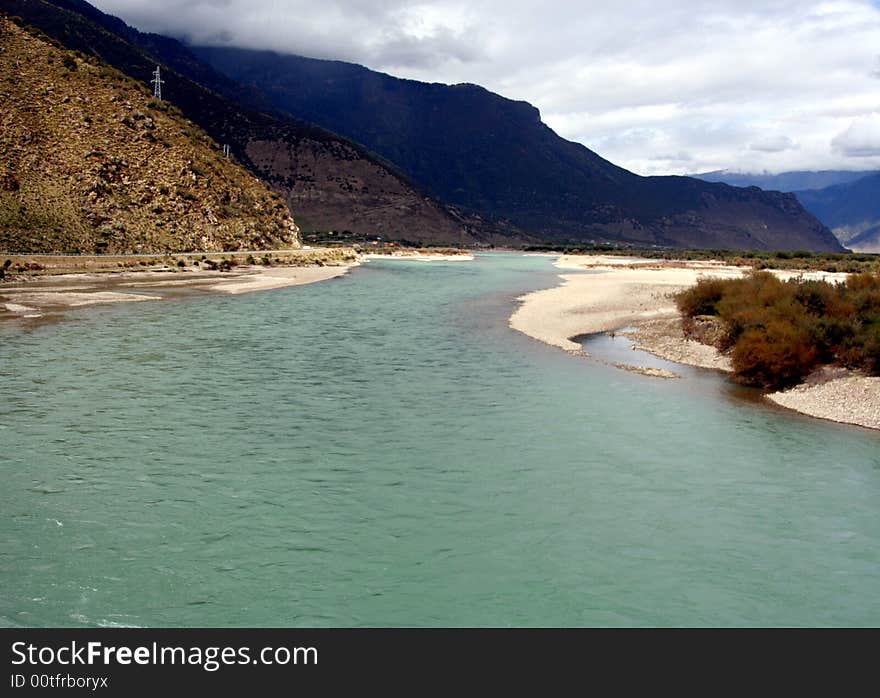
0;16;299;254
2;0;475;246
195;46;844;253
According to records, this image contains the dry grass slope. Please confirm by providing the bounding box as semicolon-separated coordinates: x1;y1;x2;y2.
0;16;300;254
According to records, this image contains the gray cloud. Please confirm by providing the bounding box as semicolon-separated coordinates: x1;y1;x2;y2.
90;0;880;174
368;26;484;69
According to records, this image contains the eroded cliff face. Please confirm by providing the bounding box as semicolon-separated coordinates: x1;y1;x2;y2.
0;17;299;254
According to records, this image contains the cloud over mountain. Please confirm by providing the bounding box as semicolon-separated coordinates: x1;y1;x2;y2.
90;0;880;175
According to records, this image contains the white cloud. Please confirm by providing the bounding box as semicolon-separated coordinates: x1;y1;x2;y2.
750;135;798;153
89;0;880;175
832;113;880;156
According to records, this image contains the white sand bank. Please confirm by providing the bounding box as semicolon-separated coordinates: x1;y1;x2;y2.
364;252;474;262
509;256;743;353
3;290;161;312
208;265;354;294
0;263;356;318
510;254;879;431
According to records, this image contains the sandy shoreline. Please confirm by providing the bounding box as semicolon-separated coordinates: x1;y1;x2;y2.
0;247;478;320
4;249;875;430
207;265;353;294
510;254;879;431
363;251;475;262
766;375;880;430
0;263;355;320
509;255;746;353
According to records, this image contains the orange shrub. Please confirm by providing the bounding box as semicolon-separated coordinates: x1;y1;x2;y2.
731;320;819;388
675;277;727;317
675;270;880;387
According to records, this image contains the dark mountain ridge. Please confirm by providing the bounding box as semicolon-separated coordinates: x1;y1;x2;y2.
193;46;844;252
693;168;880;250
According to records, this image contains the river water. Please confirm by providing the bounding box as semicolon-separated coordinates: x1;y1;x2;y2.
1;253;878;627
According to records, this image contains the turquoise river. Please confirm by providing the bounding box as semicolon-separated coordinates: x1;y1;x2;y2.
1;253;879;627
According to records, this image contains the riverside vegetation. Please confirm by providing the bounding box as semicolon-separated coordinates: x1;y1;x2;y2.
525;245;880;274
676;271;880;389
0;247;359;279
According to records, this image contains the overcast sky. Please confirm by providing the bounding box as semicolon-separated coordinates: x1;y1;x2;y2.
91;0;880;176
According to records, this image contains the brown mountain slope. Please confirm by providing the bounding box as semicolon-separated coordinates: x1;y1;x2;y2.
245;137;479;245
0;0;477;246
0;16;299;253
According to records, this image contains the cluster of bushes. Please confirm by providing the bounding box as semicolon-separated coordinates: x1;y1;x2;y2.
201;257;238;272
676;271;880;388
522;244;880;274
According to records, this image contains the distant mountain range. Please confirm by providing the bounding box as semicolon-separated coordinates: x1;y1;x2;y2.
694;169;880;251
848;224;880;252
693;169;879;193
794;174;880;250
0;0;845;252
